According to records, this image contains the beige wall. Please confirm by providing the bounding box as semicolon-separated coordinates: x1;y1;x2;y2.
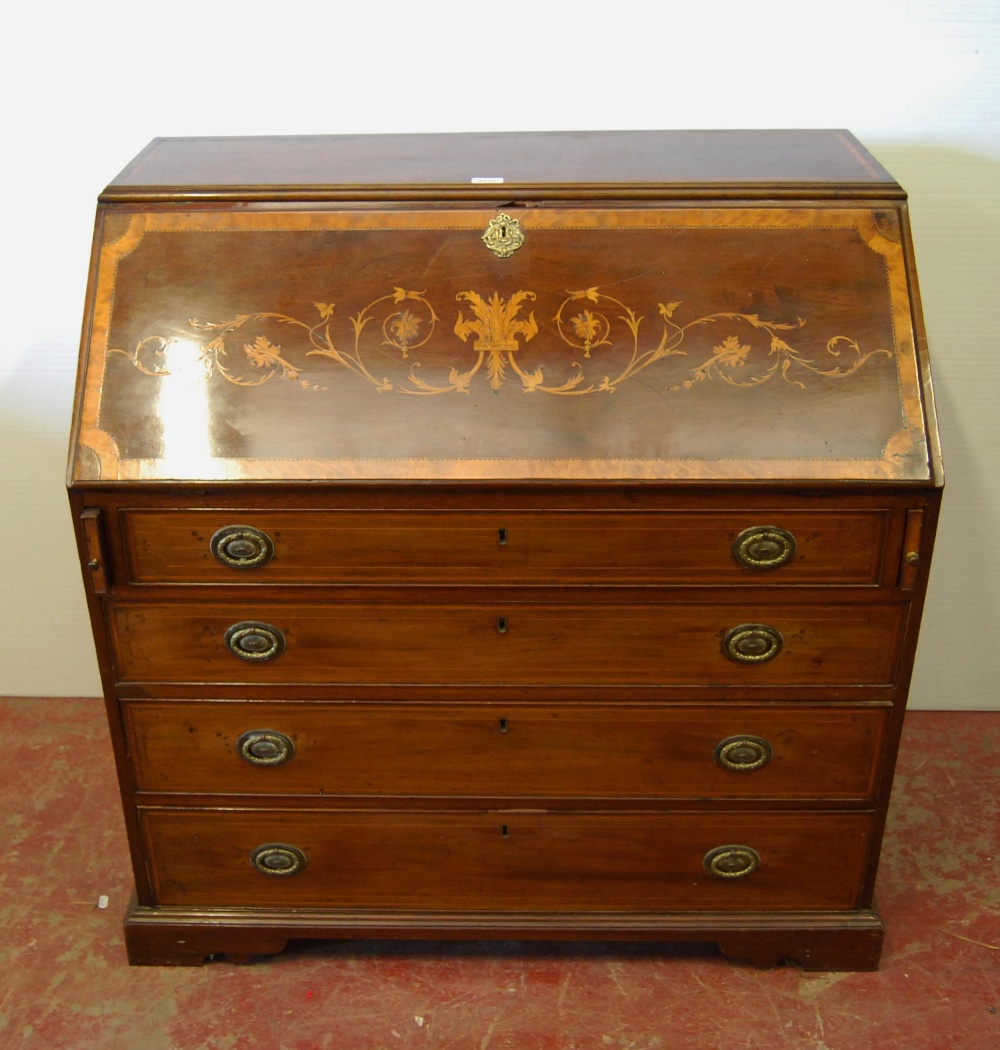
1;2;997;707
874;145;1000;709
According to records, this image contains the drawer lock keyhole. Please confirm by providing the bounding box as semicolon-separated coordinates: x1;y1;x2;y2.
496;616;508;634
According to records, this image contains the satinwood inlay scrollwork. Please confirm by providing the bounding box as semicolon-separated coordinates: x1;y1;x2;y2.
110;286;891;397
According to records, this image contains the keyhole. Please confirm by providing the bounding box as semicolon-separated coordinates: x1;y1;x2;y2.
497;527;507;546
498;717;508;733
501;824;510;838
500;225;507;237
496;616;508;634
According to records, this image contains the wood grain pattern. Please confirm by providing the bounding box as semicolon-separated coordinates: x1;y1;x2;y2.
109;601;905;687
120;508;887;587
121;898;886;969
68;131;942;969
101;131;899;203
72;205;931;484
124;701;887;800
140;808;875;911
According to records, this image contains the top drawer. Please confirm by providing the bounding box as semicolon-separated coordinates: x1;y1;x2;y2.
119;509;887;587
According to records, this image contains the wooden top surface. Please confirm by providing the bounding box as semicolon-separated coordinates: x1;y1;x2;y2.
102;130;901;201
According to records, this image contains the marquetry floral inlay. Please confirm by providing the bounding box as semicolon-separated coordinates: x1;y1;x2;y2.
110;286;892;397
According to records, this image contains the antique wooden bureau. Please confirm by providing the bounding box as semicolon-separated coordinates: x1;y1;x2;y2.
68;130;942;969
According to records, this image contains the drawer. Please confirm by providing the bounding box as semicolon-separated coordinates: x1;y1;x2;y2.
110;601;905;687
120;509;887;587
125;701;887;800
140;808;874;911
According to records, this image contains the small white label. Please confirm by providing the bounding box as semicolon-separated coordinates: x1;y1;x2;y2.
97;895;109;910
471;177;504;184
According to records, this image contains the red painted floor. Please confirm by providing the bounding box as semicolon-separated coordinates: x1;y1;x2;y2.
0;700;996;1049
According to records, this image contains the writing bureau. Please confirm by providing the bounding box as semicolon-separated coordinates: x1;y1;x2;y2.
67;130;942;968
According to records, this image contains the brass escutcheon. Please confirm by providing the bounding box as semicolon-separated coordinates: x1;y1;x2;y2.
714;735;773;772
703;844;761;879
237;729;295;766
224;621;285;661
723;624;783;663
210;525;274;569
250;843;306;877
482;213;525;258
732;526;796;570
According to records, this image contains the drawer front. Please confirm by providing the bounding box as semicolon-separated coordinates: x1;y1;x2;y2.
125;702;887;800
121;509;887;587
141;809;874;911
110;602;904;687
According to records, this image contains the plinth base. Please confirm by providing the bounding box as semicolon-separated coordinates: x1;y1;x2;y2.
123;895;885;971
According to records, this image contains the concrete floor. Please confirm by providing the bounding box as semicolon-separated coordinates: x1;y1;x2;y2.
0;699;996;1049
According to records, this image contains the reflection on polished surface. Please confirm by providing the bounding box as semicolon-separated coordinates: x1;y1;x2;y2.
76;206;930;483
67;132;943;972
155;338;215;478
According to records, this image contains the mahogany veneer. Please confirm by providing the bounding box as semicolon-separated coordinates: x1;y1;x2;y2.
123;701;886;800
68;130;942;968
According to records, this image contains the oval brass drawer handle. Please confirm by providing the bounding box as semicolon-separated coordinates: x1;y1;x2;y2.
210;525;274;569
723;623;783;663
714;735;773;771
224;621;285;661
250;843;307;877
704;844;761;879
732;526;796;570
237;729;295;766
